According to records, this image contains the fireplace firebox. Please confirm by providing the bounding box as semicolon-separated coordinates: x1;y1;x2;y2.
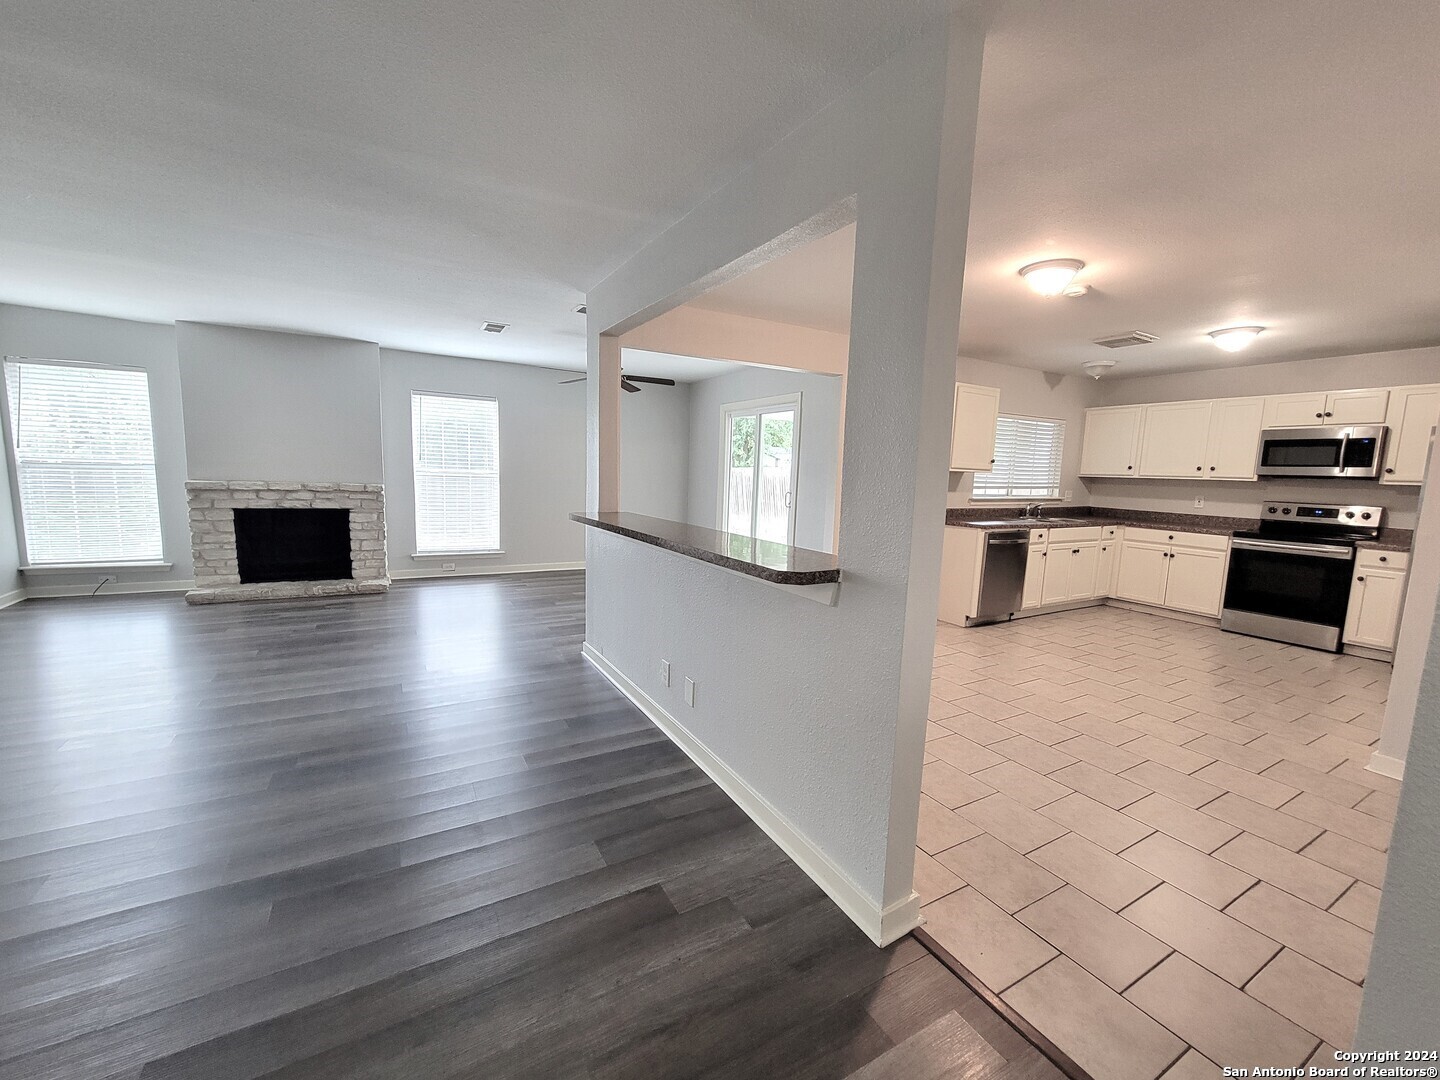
233;508;353;584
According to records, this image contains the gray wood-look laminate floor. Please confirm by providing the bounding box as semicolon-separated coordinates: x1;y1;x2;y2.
0;573;1061;1079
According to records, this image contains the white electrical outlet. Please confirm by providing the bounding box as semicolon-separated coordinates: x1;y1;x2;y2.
1193;496;1205;509
660;659;671;687
683;677;696;707
441;562;456;572
1063;490;1073;502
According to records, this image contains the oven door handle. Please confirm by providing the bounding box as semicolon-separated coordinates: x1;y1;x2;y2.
1231;537;1355;560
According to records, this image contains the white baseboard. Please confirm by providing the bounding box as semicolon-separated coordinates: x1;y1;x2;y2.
0;587;25;610
390;561;584;581
581;642;915;947
1367;751;1405;781
22;579;195;599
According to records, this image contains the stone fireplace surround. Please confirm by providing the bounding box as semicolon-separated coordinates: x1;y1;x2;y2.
185;480;389;604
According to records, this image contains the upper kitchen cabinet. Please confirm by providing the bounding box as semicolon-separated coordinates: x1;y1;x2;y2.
1264;388;1390;427
1079;405;1143;476
1138;400;1212;478
950;382;1001;472
1205;397;1267;479
1381;384;1440;485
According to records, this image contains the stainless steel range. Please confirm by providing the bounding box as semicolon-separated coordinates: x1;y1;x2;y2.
1221;501;1383;651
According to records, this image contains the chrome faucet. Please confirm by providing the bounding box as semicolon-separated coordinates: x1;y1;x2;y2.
1024;503;1043;520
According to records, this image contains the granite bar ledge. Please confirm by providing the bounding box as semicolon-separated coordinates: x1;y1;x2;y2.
570;512;840;585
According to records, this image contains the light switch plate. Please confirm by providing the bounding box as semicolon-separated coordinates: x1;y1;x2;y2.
684;677;696;707
660;659;671;687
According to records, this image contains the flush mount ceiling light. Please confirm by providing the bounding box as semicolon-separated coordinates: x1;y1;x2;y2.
1018;258;1086;297
1208;325;1264;352
1081;359;1118;380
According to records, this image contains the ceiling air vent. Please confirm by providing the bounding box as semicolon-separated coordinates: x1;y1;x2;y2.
1092;331;1157;349
481;321;509;333
573;304;587;315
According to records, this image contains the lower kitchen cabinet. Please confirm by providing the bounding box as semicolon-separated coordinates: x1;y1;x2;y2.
1344;550;1410;651
1114;529;1230;617
1022;533;1047;609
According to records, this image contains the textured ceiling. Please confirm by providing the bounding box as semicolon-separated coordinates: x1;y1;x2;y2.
0;0;952;365
687;0;1440;376
2;1;1438;379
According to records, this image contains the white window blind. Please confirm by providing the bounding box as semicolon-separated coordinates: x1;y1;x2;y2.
972;415;1066;500
412;391;500;553
3;359;164;565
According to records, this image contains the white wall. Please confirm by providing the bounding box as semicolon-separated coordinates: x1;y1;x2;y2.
378;348;587;578
584;11;986;943
1355;580;1440;1045
177;323;383;484
0;304;193;595
686;366;844;552
621;382;692;521
1084;346;1438;527
0;454;20;606
950;356;1098;508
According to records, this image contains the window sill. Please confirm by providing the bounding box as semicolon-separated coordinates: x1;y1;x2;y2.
410;550;506;559
20;561;174;574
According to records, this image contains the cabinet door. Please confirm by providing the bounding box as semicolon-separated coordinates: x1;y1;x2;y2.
1080;406;1144;476
1343;568;1407;650
1381;385;1440;485
1096;539;1117;599
1164;548;1228;617
1113;541;1169;606
1205;397;1266;479
1264;393;1329;427
951;383;1002;471
1040;546;1072;606
1068;541;1101;601
1138;401;1212;478
1325;388;1389;425
1022;544;1047;609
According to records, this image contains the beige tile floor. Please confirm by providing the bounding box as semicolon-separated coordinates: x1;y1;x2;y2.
918;606;1398;1080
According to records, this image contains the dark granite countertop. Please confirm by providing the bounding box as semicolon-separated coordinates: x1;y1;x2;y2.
570;511;840;585
944;505;1414;551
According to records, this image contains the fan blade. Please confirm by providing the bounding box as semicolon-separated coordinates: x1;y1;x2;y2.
622;376;677;386
621;379;641;393
559;376;587;384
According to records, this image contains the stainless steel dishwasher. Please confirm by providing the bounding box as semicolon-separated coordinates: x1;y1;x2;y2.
975;529;1029;622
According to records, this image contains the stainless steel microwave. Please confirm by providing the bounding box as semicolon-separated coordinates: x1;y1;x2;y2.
1255;425;1388;479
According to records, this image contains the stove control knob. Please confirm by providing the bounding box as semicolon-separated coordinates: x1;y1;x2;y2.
1282;507;1292;515
1267;506;1278;514
1362;512;1372;520
1345;511;1355;518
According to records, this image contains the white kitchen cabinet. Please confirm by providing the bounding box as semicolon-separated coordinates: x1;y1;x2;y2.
1114;537;1170;607
1139;401;1213;478
1264;388;1390;427
1344;550;1409;651
951;383;1002;471
1264;393;1330;428
1069;541;1101;601
1080;406;1144;476
1204;397;1267;479
1040;543;1072;606
1096;533;1118;597
1381;384;1440;485
1164;545;1228;617
1114;528;1229;615
1022;536;1047;610
938;526;985;624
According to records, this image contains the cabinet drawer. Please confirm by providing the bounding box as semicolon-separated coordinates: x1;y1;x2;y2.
1168;530;1230;553
1357;549;1408;571
1028;529;1048;546
1050;526;1103;541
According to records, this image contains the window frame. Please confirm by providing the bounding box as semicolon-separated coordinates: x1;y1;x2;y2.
970;412;1067;502
715;392;803;545
0;355;168;568
409;388;503;557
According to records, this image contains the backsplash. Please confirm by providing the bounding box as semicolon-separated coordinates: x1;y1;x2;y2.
1085;477;1422;530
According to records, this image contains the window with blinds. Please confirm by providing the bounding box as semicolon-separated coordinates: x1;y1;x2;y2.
411;391;500;553
972;415;1066;500
2;359;165;565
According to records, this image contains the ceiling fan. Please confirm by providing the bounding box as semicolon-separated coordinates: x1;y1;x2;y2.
559;372;677;394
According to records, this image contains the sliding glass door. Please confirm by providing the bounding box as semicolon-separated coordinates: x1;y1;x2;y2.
722;396;800;545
